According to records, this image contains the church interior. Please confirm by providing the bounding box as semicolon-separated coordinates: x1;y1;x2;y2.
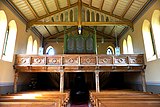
0;0;160;107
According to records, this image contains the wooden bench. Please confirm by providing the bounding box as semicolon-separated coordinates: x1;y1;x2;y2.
90;90;160;107
0;91;70;107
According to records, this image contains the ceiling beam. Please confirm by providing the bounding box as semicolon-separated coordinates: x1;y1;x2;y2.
110;0;118;14
83;26;115;39
82;2;131;22
29;22;78;27
45;37;115;43
55;0;60;10
78;0;82;27
89;0;92;7
67;0;71;7
28;2;78;24
99;0;104;10
24;0;39;18
40;0;49;14
102;26;106;33
121;0;134;18
28;21;133;29
109;26;115;36
44;26;52;36
82;22;132;28
45;27;77;40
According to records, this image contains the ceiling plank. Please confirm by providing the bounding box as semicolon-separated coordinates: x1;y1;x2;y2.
28;2;78;23
5;0;29;22
109;26;115;36
121;0;134;18
102;26;106;33
67;0;71;7
55;0;60;10
99;0;104;10
83;26;115;39
45;27;77;40
82;2;131;22
110;0;118;14
40;0;49;14
24;0;39;18
44;26;52;36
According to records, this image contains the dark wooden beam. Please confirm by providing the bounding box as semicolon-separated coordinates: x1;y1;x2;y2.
110;0;118;14
67;0;71;7
40;0;49;14
99;0;104;10
89;0;92;7
45;27;77;40
55;0;60;10
83;26;115;39
44;26;52;36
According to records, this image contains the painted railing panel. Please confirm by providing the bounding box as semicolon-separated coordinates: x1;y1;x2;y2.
14;54;145;72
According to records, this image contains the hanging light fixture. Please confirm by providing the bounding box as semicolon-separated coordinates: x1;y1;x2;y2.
78;25;82;34
114;26;120;55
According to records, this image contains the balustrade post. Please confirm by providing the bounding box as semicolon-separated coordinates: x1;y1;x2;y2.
14;71;19;93
141;70;147;92
95;71;100;92
60;71;64;93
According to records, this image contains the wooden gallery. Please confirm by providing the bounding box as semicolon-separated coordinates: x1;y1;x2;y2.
0;0;160;107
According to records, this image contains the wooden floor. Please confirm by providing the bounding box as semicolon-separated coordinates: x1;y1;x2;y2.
0;90;160;107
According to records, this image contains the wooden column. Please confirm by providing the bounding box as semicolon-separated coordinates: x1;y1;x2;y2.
141;70;147;92
95;71;100;92
14;71;19;93
60;71;64;93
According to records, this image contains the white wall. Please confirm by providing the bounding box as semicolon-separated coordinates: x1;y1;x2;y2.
119;0;160;89
0;1;41;93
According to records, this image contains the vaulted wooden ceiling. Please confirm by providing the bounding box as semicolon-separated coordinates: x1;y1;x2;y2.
4;0;154;43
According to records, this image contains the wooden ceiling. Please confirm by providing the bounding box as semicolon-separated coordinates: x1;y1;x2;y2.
4;0;154;43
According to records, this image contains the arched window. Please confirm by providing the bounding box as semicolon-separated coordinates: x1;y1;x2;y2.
96;13;99;22
70;10;73;22
0;10;7;59
123;39;128;54
26;36;33;54
101;15;104;22
2;20;17;62
106;46;114;55
60;13;63;22
142;19;156;61
33;40;38;54
46;46;55;55
127;35;134;54
91;11;95;22
87;10;90;22
152;10;160;58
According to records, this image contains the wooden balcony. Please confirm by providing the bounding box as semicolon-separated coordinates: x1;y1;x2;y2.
14;54;145;72
13;54;146;93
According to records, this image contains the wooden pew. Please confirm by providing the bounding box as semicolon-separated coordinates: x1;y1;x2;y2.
0;91;70;107
90;90;160;107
